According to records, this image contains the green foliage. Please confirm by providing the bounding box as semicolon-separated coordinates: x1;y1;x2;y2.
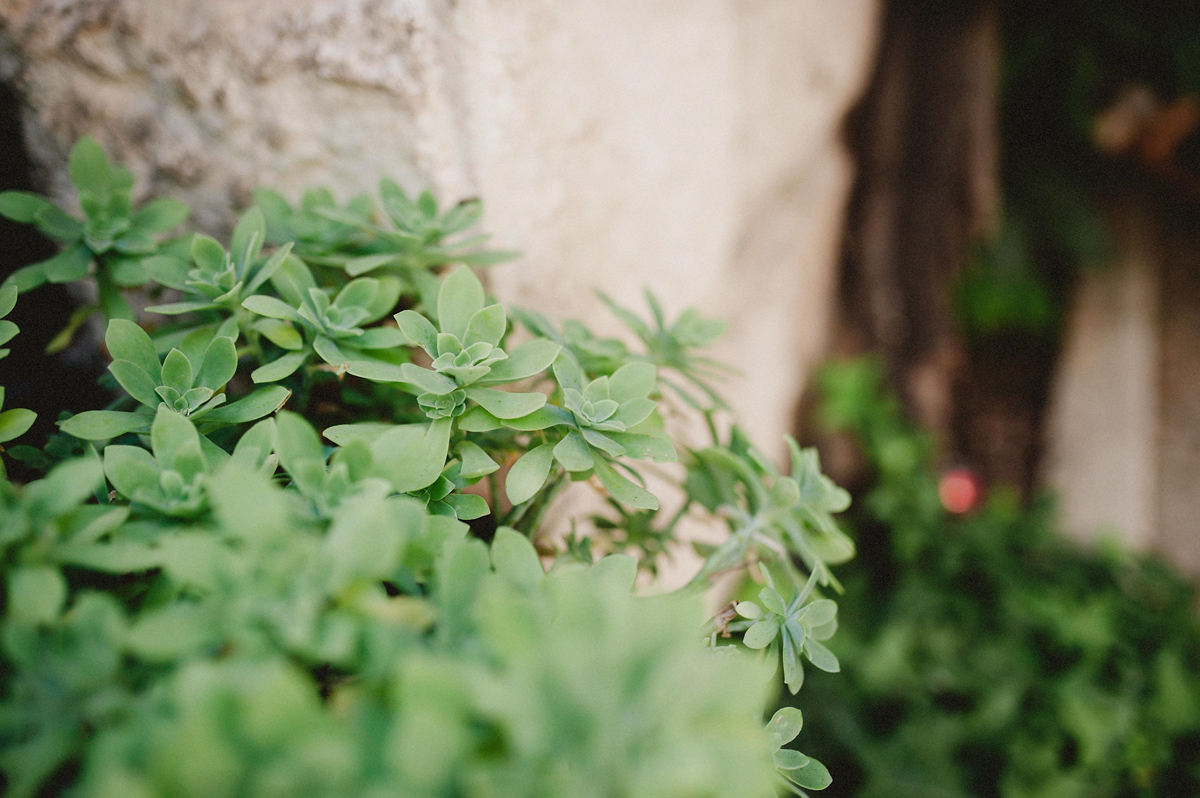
0;140;853;796
0;137;189;325
957;221;1058;336
0;284;36;476
790;359;1200;798
952;1;1200;337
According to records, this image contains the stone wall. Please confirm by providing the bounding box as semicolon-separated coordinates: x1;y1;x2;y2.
1045;194;1200;579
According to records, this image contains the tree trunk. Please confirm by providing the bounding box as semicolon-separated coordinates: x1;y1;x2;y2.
834;0;999;443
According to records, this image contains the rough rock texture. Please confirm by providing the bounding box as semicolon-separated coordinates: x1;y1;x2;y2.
1045;194;1200;579
0;0;879;562
1044;198;1161;551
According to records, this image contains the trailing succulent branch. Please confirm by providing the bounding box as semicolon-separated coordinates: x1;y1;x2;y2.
0;138;853;798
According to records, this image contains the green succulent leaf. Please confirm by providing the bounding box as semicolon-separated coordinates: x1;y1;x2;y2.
608;361;657;402
783;758;832;791
744;618;781;650
506;443;556;505
196;335;238;390
463;304;506;348
160;349;194;395
130;197;189;232
58;410;152;440
767;707;804;747
456;440;499;479
465;387;546;419
553;431;594;472
479;338;561;384
0;407;36;444
7;567;67;626
0;190;53;224
252;352;308;383
67;136;111;195
370;418;451;493
592;456;658;511
490;527;545;591
253;318;304;350
438;266;486;340
442;493;490;520
104;444;159;498
401;363;459;395
109;360;161;408
773;749;811;771
802;638;840;673
243;294;302;322
106;319;162;381
322;422;395;446
200;386;290;424
0;283;17;317
395;309;439;356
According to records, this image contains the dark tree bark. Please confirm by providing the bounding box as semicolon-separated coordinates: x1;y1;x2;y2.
801;0;1001;490
1156;198;1200;577
834;0;999;441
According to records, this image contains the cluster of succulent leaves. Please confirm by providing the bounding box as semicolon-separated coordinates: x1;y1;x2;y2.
787;359;1200;798
0;139;856;796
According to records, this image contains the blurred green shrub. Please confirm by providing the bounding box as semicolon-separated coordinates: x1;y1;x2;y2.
789;358;1200;798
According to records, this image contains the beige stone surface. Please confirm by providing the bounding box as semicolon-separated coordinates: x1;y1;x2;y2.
1044;200;1161;550
1;0;878;550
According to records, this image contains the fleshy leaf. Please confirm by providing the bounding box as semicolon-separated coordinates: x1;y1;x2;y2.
506;443;555;505
104;445;159;498
109;360;161;408
767;708;804;747
395;309;439;356
370;418;451;493
68;136;110;195
608;361;657;402
323;423;395;445
785;759;832;791
803;638;840;673
463;304;506;348
592;456;658;510
553;431;594;472
252;352;308;383
131;198;189;232
200;386;290;424
743;618;781;650
160;349;194;395
7;567;67;626
438;266;485;340
0;408;36;443
491;527;545;591
456;440;499;479
442;493;490;520
106;319;162;382
243;295;301;322
465;387;546;419
479;338;561;384
607;432;676;463
196;336;238;390
58;410;153;440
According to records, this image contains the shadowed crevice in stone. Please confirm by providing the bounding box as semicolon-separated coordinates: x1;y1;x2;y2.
0;79;109;482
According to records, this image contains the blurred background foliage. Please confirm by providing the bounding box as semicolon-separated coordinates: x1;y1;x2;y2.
790;360;1200;798
793;3;1200;791
960;0;1200;338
